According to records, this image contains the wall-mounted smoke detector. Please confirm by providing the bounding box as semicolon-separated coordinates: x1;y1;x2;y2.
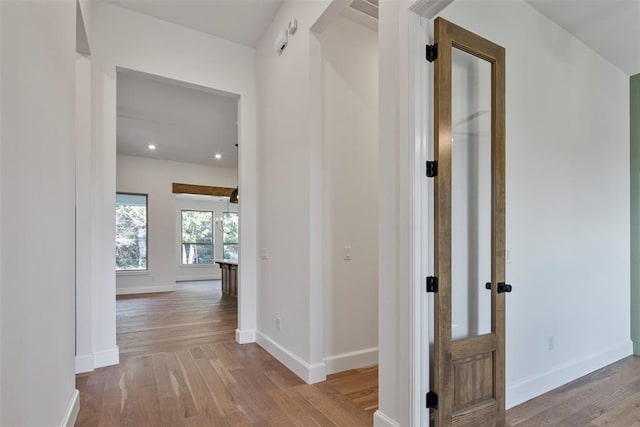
288;18;298;35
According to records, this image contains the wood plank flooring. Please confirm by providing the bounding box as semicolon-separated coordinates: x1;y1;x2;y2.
75;281;377;426
506;355;640;426
76;280;640;426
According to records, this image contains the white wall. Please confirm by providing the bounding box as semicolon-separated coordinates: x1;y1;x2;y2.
376;1;414;425
319;15;379;374
0;1;3;419
75;0;94;374
0;0;78;425
255;0;332;383
83;1;258;372
116;155;237;294
377;0;632;424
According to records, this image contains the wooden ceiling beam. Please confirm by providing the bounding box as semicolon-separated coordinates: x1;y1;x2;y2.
172;182;235;197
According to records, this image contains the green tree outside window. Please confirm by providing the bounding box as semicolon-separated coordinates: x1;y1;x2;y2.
181;210;214;265
116;193;147;270
223;212;238;262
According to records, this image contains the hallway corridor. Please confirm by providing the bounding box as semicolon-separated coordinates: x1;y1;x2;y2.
75;281;377;426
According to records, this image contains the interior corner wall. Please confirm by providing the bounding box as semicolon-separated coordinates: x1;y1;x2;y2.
377;1;414;426
0;1;3;420
75;0;94;376
115;155;237;294
631;73;640;354
319;15;379;374
1;1;77;425
436;0;632;409
86;1;257;368
76;52;94;373
255;0;332;383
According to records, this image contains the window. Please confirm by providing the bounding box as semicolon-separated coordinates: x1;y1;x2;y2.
223;212;238;262
181;210;214;265
116;193;148;271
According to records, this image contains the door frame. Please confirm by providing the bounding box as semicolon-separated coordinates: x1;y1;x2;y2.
407;1;454;425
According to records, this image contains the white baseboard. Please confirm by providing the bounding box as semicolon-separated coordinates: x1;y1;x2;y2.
256;331;326;384
116;284;176;295
94;346;119;368
507;340;633;408
176;275;220;282
373;410;400;427
60;389;79;427
235;328;256;344
324;347;378;375
76;347;120;372
75;354;95;374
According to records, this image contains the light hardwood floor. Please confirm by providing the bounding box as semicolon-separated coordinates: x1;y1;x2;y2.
75;281;377;426
506;355;640;426
76;280;640;426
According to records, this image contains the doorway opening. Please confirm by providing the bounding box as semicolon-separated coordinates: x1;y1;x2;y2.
114;68;240;358
314;0;380;414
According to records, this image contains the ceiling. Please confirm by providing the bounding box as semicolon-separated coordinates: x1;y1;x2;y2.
104;0;638;75
110;0;639;171
104;0;283;48
117;69;239;168
526;0;640;75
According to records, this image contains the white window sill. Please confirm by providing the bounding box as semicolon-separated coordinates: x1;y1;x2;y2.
179;264;216;268
116;270;151;276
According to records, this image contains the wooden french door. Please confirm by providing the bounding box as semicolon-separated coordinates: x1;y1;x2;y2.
431;17;506;426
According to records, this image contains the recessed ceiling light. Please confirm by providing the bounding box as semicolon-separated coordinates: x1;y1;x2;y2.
147;144;157;150
214;153;222;159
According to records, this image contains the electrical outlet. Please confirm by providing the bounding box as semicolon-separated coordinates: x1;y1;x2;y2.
276;317;281;331
548;335;555;351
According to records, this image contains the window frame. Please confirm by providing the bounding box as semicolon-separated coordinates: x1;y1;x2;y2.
115;192;149;272
180;209;215;266
222;211;239;262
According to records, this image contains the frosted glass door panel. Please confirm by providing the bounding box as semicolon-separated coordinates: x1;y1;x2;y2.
451;47;492;341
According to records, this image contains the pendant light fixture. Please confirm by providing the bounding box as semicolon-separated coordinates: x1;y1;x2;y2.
230;143;239;204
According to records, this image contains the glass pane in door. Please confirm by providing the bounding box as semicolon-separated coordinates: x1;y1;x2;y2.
451;47;492;340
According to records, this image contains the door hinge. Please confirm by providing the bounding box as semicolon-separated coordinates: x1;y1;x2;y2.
426;44;438;62
426;276;438;293
426;391;438;409
426;160;438;177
